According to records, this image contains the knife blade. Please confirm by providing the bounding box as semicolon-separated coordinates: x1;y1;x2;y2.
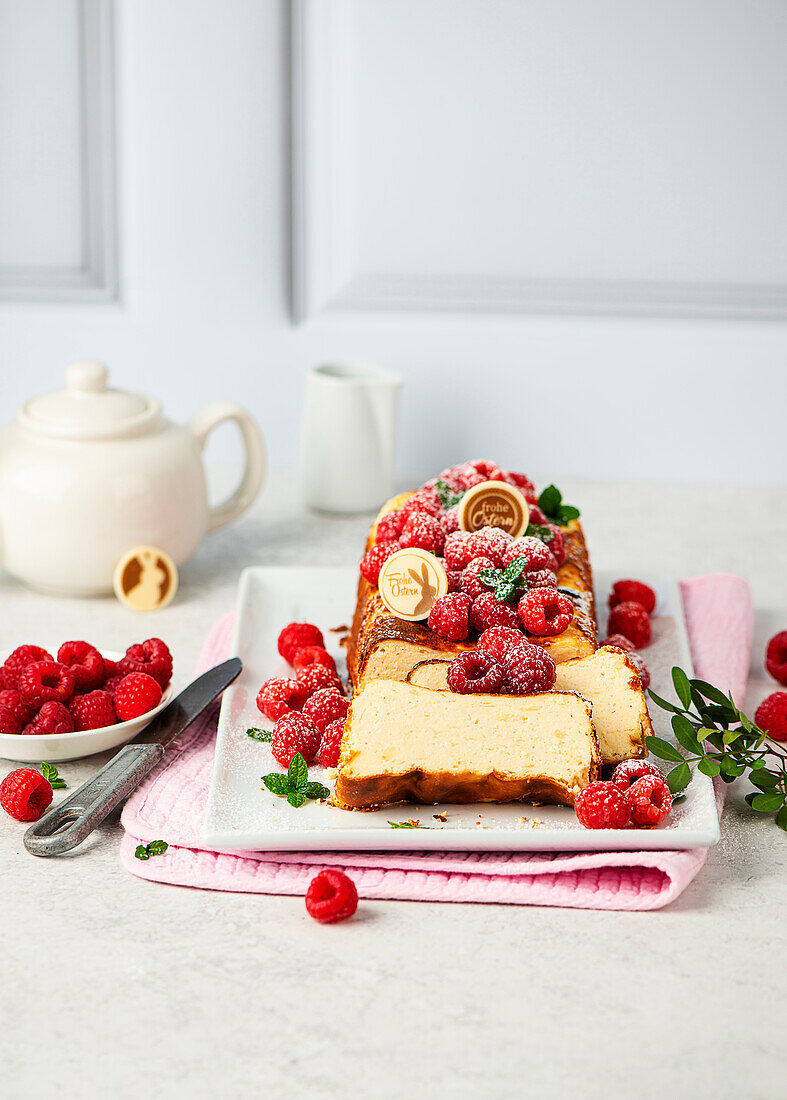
23;657;242;858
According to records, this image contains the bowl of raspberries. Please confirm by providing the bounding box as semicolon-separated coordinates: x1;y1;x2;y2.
0;638;174;762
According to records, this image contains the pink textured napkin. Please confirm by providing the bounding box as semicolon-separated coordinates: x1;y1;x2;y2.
120;574;752;910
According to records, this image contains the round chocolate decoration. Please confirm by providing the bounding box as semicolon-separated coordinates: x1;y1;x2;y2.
457;480;528;537
378;548;448;622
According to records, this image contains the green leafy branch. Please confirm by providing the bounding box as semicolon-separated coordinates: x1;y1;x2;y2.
537;484;580;526
434;479;465;511
647;667;787;831
135;840;168;860
40;762;67;790
262;753;330;808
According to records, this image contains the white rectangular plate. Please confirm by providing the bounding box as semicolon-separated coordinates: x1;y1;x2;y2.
204;567;720;852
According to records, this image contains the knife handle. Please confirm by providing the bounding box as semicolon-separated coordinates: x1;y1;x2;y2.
23;744;165;858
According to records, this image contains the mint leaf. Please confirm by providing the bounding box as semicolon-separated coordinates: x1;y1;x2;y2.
135;845;150;860
434;479;465;511
537;485;580;526
525;524;552;542
644;736;685;763
147;840;168;855
287;790;307;808
387;820;427;828
262;773;291;796
40;761;67;790
304;781;330;800
247;727;273;742
288;753;308;789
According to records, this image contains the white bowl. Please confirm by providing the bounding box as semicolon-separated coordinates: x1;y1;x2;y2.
0;650;173;763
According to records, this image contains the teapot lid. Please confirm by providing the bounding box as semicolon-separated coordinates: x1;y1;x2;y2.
17;362;162;440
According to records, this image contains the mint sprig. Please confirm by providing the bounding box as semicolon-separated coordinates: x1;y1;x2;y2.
262;752;330;808
247;727;273;742
647;667;787;830
135;840;168;860
537;484;580;526
40;761;67;790
477;556;532;602
434;479;465;511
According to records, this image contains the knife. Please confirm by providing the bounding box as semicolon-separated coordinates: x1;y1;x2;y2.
23;657;241;858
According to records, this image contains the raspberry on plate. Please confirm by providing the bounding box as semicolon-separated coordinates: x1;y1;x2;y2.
18;661;76;707
470;592;520;634
443;531;475;571
2;646;54;690
302;688;349;734
428;593;472;642
374;510;404;544
601;634;637;653
23;701;75;736
305;869;358;923
256;677;308;722
293;646;337;675
754;692;787;741
119;638;173;688
465;527;511;569
502;645;556;694
610;759;665;792
271;711;321;767
296;663;342;698
319;717;345;768
69;690;117;732
626;774;672;827
765;631;787;686
57;641;105;693
575;781;632;829
360;541;398;586
459;557;496;600
517;588;573;637
447;651;504;694
398;513;445;555
607;601;652;648
501;536;553;572
114;673;163;722
0;768;54;822
278;622;325;664
607;579;656;615
477;625;527;662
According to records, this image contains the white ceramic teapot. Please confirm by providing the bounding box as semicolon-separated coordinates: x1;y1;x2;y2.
0;361;266;596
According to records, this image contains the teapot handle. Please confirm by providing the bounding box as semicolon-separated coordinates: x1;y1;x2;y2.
188;402;266;532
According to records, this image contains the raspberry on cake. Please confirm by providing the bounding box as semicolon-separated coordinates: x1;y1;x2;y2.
398;513;445;555
465;527;511;569
447;651;505;694
502;645;556;695
470;592;520;634
459;557;496;600
477;626;527;662
443;531;475;571
360;542;398;586
428;593;472;642
501;536;553;572
517;588;573;637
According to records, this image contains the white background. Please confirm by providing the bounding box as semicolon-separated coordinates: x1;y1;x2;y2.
1;0;785;487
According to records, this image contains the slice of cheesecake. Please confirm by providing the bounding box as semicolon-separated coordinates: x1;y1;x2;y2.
332;680;599;810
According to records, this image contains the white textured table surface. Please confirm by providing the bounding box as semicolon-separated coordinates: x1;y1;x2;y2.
1;474;786;1099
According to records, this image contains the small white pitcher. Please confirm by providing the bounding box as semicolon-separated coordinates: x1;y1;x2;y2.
299;361;402;514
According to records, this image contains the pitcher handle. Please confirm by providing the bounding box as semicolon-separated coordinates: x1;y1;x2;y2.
188;402;266;532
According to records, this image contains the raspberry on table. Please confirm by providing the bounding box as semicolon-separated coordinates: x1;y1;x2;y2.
1;768;54;822
271;711;321;767
754;693;787;741
470;592;520;634
398;513;445;555
607;579;656;615
503;470;537;503
625;774;672;827
477;625;527;662
293;646;337;675
465;527;511;569
278;622;325;664
517;588;574;637
256;678;308;722
501;536;553;572
610;759;665;793
296;663;343;698
57;641;105;693
24;701;75;735
305;868;358;923
360;542;398;586
18;661;76;707
2;646;53;690
319;718;345;768
459;557;496;600
765;631;787;687
601;634;637;653
119;638;173;688
575;781;632;829
447;651;504;694
427;593;472;642
443;531;475;571
502;644;556;694
374;510;404;544
607;601;652;648
69;691;117;732
114;673;163;722
302;688;349;734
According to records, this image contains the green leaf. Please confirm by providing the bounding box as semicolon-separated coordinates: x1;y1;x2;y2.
288;753;308;789
719;758;745;782
134;845;150;860
146;840;168;856
776;806;787;831
387;820;426;828
750;793;784;813
647;690;684;715
40;761;67;789
722;728;743;745
666;762;691;793
262;773;292;796
749;769;780;790
303;781;330;800
690;679;734;707
287;790;307;808
697;758;721;777
671;714;702;755
525;524;553;542
671;667;692;710
434;479;464;511
644;736;684;763
247;727;273;742
538;484;562;517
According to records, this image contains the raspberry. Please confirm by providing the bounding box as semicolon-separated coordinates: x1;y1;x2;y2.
69;690;117;732
440;509;460;536
302;688;349;734
0;689;32;728
54;640;104;693
467;459;505;483
114;673;163;722
24;701;75;735
459;557;496;600
448;463;486;491
296;663;342;698
360;541;398;585
427;593;472;642
445;567;463;593
628;651;651;691
443;531;475;571
626;774;672;827
521;569;558;590
601;634;637;653
277;622;325;664
256;678;308;722
529;504;547;525
398;513;445;555
607;579;656;614
0;768;53;822
0;705;23;735
501;536;553;572
2;646;53;690
754;693;787;741
502;645;556;694
447;651;504;694
465;527;511;569
102;675;124;697
305;868;358;923
119;638;173;688
503;470;537;503
103;658;120;679
319;718;345;768
575;781;632;829
18;661;76;707
610;759;666;793
543;525;566;567
470;592;520;633
517;589;574;637
399;491;441;524
765;631;787;686
271;711;321;766
477;625;527;662
374;510;403;543
293;646;336;675
607;601;652;648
